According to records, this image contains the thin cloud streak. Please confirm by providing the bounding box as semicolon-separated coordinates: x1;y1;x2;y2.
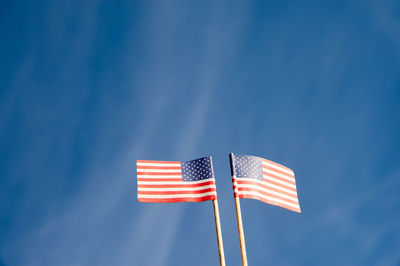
116;2;250;265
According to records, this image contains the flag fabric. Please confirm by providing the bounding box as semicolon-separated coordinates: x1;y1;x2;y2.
137;156;217;203
230;153;301;213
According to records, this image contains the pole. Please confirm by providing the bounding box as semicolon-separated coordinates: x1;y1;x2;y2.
229;153;248;266
233;178;248;266
212;199;226;266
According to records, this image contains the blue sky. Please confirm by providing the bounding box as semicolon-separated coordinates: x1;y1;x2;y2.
1;1;400;265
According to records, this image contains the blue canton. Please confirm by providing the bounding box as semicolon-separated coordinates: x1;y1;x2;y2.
233;155;263;180
182;157;214;182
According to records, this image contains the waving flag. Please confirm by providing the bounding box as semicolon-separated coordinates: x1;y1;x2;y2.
137;157;217;203
230;153;301;213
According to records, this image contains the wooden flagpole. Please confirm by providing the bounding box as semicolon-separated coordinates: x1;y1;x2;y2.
230;153;248;266
212;199;226;266
233;177;248;266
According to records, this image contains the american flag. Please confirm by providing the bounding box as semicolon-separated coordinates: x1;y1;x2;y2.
137;157;217;203
230;153;301;213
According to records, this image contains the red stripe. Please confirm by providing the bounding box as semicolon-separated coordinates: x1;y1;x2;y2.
239;194;301;213
137;166;181;170
262;165;294;179
137;160;180;164
262;171;296;185
137;172;181;176
138;188;216;195
237;179;297;193
137;178;182;182
138;181;215;188
262;158;293;173
137;195;216;203
236;187;298;205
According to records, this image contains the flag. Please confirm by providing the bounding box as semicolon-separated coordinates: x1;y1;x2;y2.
137;156;217;203
230;153;301;213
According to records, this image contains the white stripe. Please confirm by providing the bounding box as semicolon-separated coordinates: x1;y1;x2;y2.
137;175;182;178
138;185;216;192
263;174;296;189
236;183;298;202
237;177;297;196
263;168;295;182
138;179;215;185
137;162;181;167
138;192;216;198
262;160;294;175
137;169;182;173
237;191;300;209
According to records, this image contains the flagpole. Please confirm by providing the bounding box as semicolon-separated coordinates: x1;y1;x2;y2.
212;199;226;266
233;177;248;266
229;153;248;266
